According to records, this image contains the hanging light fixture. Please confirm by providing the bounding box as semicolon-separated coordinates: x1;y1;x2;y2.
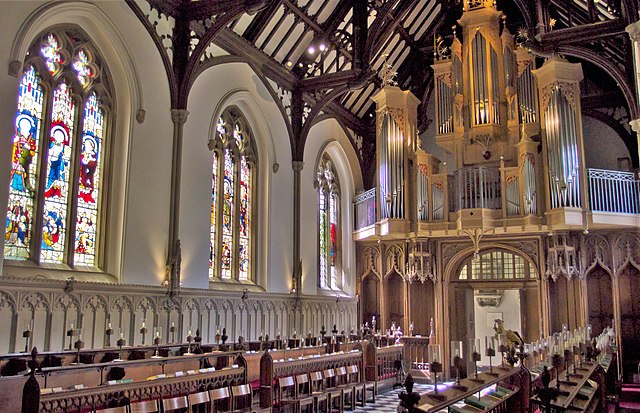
545;233;582;281
404;238;435;283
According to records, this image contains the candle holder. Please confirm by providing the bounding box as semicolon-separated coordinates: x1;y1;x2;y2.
115;335;126;362
140;324;147;346
552;353;564;391
428;344;446;400
563;349;572;381
469;338;483;382
499;343;509;367
72;333;84;365
67;325;76;351
185;332;194;355
23;327;32;353
450;340;466;390
215;329;221;345
152;327;163;358
105;325;113;347
485;336;497;376
170;323;176;343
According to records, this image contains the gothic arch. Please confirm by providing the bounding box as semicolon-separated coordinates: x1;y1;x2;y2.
443;243;539;283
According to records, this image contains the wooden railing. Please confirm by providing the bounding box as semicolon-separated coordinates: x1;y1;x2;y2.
400;336;431;371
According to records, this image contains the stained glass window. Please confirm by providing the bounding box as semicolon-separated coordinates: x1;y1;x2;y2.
209;154;218;278
41;34;63;75
73;93;104;266
209;107;255;282
238;157;251;281
317;155;341;291
5;67;43;260
72;49;97;87
221;149;235;279
4;29;111;269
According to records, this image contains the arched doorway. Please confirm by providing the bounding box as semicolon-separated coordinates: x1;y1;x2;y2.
447;248;540;367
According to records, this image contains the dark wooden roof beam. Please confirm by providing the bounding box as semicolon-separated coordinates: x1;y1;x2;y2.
282;0;353;60
183;0;268;21
537;18;627;45
215;28;298;90
243;0;283;43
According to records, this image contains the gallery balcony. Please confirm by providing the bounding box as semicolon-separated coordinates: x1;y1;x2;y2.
353;167;640;240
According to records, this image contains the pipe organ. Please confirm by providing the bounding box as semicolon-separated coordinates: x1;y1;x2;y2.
532;57;588;217
372;86;420;225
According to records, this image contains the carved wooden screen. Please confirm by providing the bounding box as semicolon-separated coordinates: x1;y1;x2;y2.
586;265;614;336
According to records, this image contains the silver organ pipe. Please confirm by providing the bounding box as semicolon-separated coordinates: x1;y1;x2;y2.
437;78;453;134
521;154;537;215
472;32;490;125
453;56;463;95
380;113;405;219
417;166;429;221
503;47;515;89
545;88;581;209
431;182;444;220
490;47;500;124
517;64;537;123
380;113;389;218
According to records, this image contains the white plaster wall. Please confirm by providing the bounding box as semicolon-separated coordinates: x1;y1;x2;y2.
0;1;173;285
301;118;363;297
474;289;522;366
182;63;293;291
582;115;631;171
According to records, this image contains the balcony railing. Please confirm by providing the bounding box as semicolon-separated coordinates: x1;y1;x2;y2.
588;168;640;214
354;188;376;230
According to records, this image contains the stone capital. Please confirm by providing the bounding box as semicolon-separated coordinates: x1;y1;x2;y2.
292;161;304;172
627;21;640;42
170;109;190;125
630;118;640;134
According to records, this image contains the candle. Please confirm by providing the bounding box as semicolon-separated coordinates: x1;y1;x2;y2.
108;322;112;329
142;322;146;328
71;323;74;330
120;333;124;339
156;331;160;338
171;322;175;327
188;330;192;336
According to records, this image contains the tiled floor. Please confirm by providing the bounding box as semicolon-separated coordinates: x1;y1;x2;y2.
352;384;433;413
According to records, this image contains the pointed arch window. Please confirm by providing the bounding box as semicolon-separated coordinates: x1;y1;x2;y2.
209;107;255;282
5;28;111;268
317;155;341;290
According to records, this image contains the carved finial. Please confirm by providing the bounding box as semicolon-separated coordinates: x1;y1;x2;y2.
379;54;398;87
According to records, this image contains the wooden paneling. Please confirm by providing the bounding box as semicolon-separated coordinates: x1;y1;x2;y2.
548;276;582;332
385;272;405;330
586;265;614;336
618;265;640;365
409;280;435;336
361;273;380;327
522;287;540;342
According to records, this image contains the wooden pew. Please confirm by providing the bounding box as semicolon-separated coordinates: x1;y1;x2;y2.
258;348;365;410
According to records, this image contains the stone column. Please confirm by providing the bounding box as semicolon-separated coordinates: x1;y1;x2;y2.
167;109;189;294
627;21;640;164
291;160;304;331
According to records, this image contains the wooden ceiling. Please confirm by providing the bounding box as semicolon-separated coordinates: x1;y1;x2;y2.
130;0;639;178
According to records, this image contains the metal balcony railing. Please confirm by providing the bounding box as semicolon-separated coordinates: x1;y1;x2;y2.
588;168;640;214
